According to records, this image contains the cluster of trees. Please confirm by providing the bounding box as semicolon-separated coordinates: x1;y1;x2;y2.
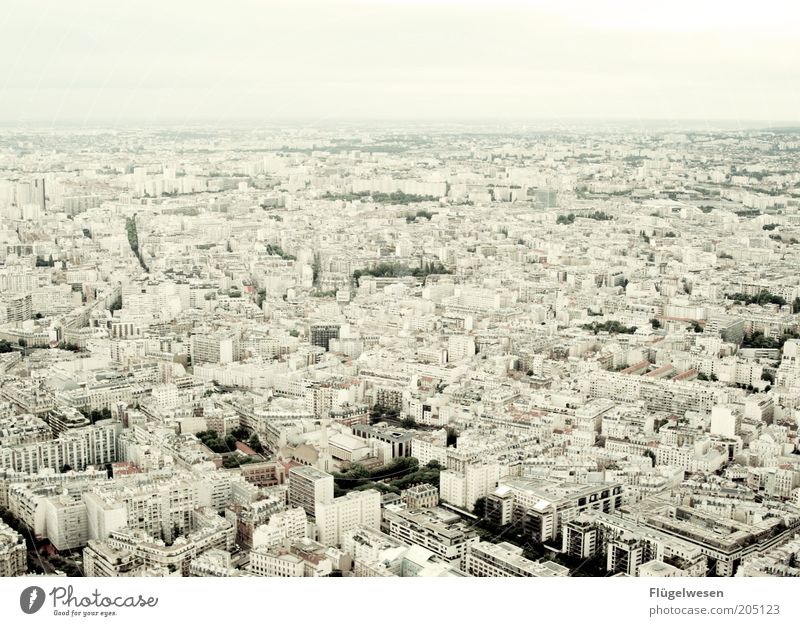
222;455;257;469
125;216;149;272
229;426;249;440
353;261;452;286
581;320;637;335
45;553;83;577
768;233;799;244
264;243;296;261
392;460;441;490
588;211;613;221
79;407;112;424
324;190;438;204
163;206;199;217
322;191;372;202
333;458;442;496
405;209;436;222
741;330;800;350
244;432;264;454
370;403;399;421
58;342;83;352
335;456;417;481
0;340;14;353
697;372;718;382
196;430;237;454
556;213;576;225
198;428;264;458
650;318;662;329
726;289;787;307
762;223;779;231
412;261;452;278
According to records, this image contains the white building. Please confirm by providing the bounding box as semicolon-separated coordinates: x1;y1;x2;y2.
315;489;381;547
287;466;334;518
440;463;504;512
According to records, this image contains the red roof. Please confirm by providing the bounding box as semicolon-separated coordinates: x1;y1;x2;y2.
235;441;257;456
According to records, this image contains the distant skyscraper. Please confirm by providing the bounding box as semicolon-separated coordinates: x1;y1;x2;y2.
32;178;46;210
16;178;46;210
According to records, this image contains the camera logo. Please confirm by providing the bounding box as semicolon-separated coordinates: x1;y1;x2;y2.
20;586;46;614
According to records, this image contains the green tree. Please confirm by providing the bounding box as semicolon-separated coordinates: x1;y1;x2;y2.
247;433;264;454
581;320;637;335
265;243;296;260
126;216;149;272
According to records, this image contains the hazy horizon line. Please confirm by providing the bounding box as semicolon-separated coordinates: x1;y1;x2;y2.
0;117;799;131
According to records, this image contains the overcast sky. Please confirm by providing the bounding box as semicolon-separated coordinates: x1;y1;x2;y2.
1;0;798;125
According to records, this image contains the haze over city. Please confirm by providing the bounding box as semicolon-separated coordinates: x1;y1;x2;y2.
1;0;799;124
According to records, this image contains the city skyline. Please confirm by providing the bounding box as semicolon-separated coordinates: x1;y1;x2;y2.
1;123;800;584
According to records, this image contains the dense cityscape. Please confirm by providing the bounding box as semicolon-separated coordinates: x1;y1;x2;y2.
1;123;800;579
